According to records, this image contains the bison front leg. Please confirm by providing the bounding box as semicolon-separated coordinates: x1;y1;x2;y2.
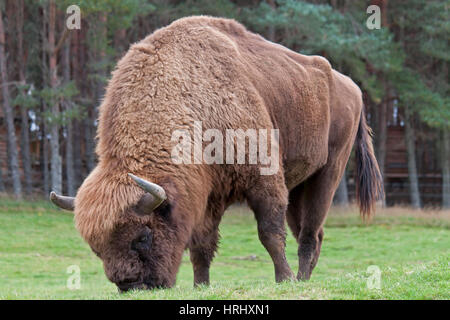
247;177;294;283
189;226;219;286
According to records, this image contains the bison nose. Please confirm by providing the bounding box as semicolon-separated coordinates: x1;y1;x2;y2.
117;281;147;293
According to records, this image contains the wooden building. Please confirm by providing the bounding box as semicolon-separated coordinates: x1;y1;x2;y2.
384;124;442;206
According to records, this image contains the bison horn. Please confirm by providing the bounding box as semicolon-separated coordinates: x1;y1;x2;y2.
128;173;167;213
50;191;75;211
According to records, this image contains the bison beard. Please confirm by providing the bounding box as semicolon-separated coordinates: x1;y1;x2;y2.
50;16;383;291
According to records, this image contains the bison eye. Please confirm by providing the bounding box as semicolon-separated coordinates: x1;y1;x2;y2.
131;227;152;255
138;235;149;243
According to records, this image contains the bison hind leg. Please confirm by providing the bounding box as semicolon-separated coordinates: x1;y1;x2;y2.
288;160;348;280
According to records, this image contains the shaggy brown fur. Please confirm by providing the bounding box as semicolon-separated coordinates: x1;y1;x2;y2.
71;16;382;290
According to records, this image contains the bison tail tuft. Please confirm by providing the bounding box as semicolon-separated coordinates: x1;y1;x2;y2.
355;107;384;219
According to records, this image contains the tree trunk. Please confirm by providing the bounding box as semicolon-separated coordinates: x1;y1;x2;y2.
64;102;75;196
442;128;450;208
48;0;62;194
19;100;31;194
0;9;22;197
73;119;83;185
84;116;95;173
41;6;49;196
16;0;33;195
83;13;108;174
370;0;389;27
79;21;95;174
42;117;50;196
96;13;107;102
71;29;83;188
63;35;75;196
404;107;421;208
372;3;390;207
0;157;5;192
334;170;349;206
266;0;276;41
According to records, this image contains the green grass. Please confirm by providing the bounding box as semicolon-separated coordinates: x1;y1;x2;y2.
0;198;448;300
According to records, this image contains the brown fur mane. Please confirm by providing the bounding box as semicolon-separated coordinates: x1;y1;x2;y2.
75;16;267;244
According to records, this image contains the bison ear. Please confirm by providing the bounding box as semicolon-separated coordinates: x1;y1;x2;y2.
50;192;75;212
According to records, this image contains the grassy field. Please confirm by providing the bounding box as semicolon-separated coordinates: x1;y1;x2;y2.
0;197;448;300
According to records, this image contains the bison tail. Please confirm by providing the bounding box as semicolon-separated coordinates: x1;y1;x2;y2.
355;107;384;219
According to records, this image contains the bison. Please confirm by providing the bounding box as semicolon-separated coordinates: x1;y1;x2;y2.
50;16;383;292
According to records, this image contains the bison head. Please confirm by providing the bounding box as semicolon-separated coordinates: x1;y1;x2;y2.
50;173;185;292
